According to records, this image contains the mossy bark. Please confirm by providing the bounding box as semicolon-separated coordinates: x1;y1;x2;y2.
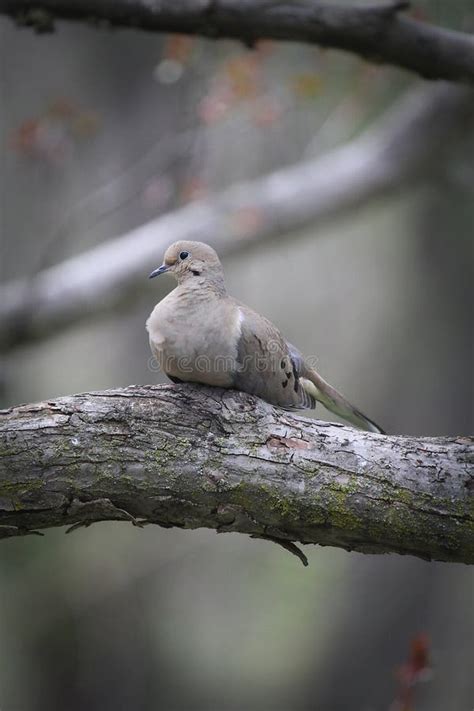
0;384;472;563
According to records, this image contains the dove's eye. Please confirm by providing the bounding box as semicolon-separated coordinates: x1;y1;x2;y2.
179;251;189;260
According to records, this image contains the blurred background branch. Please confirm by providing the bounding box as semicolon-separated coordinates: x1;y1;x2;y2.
2;0;474;84
1;384;472;563
1;3;473;708
1;82;473;352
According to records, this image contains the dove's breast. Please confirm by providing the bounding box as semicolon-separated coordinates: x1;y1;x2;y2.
146;290;242;387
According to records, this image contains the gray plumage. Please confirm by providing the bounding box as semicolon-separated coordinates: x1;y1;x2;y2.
146;241;384;434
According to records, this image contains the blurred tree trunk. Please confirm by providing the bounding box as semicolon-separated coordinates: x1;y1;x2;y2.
302;169;474;711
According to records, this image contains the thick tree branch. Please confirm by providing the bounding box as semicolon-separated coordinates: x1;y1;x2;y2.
0;384;472;563
2;83;473;352
2;0;474;84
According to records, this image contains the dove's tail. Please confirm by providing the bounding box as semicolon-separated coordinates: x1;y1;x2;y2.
301;369;385;434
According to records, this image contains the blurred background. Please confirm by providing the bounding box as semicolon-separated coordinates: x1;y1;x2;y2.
1;1;473;709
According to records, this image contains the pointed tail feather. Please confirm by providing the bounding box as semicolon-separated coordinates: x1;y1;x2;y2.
301;370;385;434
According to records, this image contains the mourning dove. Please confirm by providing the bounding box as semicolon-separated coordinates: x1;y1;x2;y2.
146;241;384;434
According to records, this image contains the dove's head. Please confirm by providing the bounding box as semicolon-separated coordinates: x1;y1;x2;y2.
149;241;226;290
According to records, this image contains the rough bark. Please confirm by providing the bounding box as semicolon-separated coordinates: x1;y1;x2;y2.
2;83;473;352
2;0;474;85
0;384;472;565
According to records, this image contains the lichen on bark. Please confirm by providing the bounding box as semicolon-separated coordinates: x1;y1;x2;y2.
0;384;472;563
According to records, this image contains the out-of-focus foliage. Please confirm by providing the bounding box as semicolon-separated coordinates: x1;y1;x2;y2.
0;1;473;709
391;633;432;711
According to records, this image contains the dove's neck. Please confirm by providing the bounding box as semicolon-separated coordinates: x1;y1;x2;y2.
176;270;227;298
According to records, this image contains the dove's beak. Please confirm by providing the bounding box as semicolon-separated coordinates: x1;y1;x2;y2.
149;264;170;279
